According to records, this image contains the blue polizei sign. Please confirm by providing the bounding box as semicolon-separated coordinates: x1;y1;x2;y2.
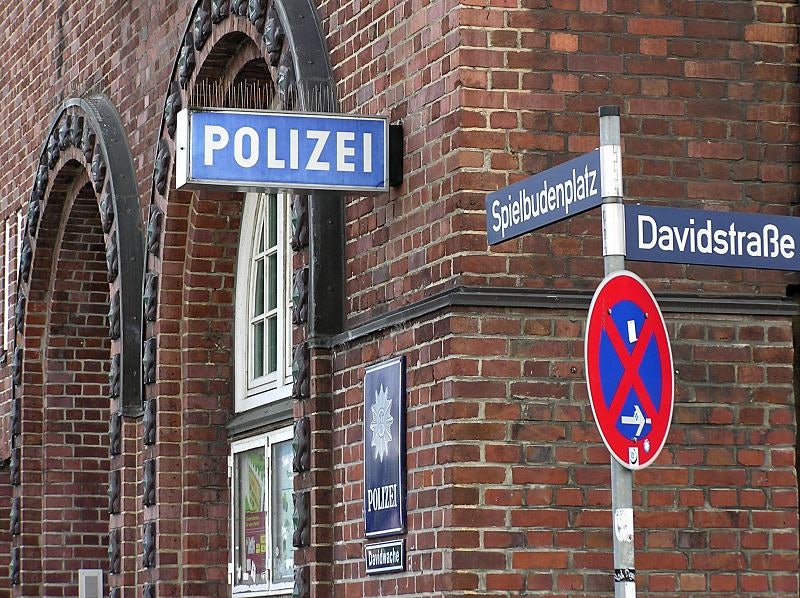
626;205;800;271
175;108;388;192
363;356;405;538
486;149;603;245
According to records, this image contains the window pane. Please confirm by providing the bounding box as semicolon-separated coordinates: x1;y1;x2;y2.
257;200;265;253
271;439;294;584
253;258;265;317
268;193;278;248
235;447;267;586
252;321;264;379
267;316;277;375
268;253;277;311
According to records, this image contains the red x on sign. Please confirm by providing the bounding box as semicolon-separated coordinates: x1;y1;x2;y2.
585;271;674;470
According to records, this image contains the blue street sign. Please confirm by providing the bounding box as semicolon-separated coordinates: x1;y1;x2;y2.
486;149;603;245
364;356;406;538
626;205;800;271
176;108;388;192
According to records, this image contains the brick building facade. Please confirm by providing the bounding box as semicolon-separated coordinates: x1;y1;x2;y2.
0;0;798;596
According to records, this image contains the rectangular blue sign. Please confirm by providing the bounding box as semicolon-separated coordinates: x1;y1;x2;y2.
176;108;388;192
626;204;800;271
485;149;602;245
364;356;405;538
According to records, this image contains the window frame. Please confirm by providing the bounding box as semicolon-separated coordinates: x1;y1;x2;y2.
229;426;294;597
234;192;293;413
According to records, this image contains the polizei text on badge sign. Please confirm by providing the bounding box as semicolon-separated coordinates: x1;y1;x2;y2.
486;149;603;245
626;205;800;271
176;108;388;192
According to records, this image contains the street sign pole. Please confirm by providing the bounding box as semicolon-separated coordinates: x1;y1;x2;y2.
599;105;636;598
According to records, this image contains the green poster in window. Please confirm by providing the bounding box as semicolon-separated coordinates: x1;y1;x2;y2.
242;449;266;582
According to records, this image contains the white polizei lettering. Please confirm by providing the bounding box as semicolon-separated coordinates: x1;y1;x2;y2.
306;130;330;171
363;133;373;173
337;132;356;172
367;484;398;512
204;125;229;165
234;127;259;168
289;129;299;169
638;215;657;249
266;128;285;169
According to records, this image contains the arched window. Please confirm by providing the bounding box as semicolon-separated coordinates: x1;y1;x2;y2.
230;191;294;595
235;191;293;411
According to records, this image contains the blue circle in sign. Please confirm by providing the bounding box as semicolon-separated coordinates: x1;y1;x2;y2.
598;300;662;441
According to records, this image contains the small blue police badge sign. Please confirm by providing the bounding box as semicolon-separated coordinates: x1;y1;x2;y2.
363;356;406;538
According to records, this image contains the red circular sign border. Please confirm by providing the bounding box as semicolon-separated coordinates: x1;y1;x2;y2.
585;270;674;470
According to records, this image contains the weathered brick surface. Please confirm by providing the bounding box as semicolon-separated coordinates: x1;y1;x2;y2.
333;312;798;596
0;0;797;597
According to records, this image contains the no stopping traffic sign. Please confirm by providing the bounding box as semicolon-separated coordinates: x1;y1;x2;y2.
585;271;674;470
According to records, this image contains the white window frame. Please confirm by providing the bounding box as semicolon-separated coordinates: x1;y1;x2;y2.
234;192;293;412
230;427;294;597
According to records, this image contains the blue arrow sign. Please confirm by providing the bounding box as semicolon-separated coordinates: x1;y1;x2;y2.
486;149;602;245
626;205;800;271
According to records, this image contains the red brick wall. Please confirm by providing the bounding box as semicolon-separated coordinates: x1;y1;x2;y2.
321;2;799;593
332;310;798;596
40;189;110;595
0;0;798;597
12;177;111;596
322;0;800;324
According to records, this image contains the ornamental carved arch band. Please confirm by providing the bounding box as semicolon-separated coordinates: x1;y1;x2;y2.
139;0;340;595
15;94;144;417
11;94;143;593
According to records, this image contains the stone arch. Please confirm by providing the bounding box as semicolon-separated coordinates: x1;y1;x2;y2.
10;95;143;595
139;0;339;595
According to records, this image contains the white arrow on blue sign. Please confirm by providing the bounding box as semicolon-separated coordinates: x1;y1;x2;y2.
626;205;800;271
486;149;603;245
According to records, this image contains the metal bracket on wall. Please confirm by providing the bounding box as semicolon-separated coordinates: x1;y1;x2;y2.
389;123;403;188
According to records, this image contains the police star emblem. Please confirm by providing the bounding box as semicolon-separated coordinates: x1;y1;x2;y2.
369;384;394;462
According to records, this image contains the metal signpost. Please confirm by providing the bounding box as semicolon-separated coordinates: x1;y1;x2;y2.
175;108;390;193
596;106;644;598
485;107;678;596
